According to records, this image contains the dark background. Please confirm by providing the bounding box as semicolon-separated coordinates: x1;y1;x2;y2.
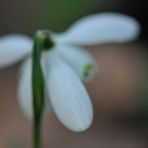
0;0;147;40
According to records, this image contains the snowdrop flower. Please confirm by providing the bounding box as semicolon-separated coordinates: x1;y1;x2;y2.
0;13;140;132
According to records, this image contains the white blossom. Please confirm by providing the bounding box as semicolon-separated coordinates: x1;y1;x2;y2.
0;13;140;131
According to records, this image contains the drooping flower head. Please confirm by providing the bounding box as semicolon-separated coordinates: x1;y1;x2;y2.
0;13;140;132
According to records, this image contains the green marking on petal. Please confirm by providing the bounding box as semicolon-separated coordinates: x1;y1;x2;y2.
83;64;94;78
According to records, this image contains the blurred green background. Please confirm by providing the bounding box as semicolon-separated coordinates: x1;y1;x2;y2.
0;0;147;38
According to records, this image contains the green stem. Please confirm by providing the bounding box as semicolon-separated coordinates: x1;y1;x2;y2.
32;30;53;148
34;119;41;148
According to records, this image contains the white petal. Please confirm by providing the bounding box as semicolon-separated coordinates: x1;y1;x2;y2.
55;44;98;82
46;52;93;132
0;35;32;68
56;13;140;45
18;57;52;119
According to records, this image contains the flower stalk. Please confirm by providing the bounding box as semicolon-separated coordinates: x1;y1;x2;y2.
32;31;53;148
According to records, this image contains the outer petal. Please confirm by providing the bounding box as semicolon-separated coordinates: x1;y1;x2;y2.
18;57;52;119
55;44;98;82
56;13;140;45
46;52;93;132
0;35;32;68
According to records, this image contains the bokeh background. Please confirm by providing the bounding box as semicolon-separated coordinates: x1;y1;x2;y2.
0;0;147;40
0;0;148;148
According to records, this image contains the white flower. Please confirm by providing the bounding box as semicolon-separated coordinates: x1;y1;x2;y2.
0;13;140;132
